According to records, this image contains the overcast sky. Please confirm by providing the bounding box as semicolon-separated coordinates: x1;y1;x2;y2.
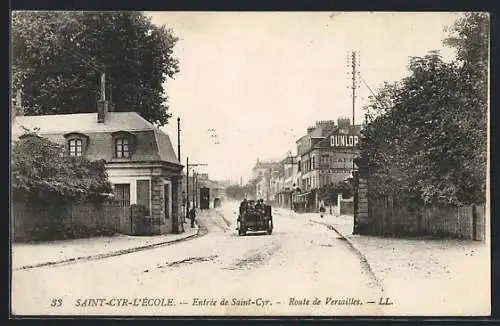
146;12;460;183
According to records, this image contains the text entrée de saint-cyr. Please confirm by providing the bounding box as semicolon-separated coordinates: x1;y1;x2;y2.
193;298;272;307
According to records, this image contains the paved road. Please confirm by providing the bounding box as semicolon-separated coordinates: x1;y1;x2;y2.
12;202;386;316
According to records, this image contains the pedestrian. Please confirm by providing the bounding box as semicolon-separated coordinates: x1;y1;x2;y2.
320;205;325;218
189;207;196;228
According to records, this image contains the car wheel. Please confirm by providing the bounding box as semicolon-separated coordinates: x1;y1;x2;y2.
267;221;273;235
238;222;246;236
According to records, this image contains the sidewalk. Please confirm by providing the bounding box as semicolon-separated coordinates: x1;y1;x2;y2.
306;210;489;315
12;222;199;270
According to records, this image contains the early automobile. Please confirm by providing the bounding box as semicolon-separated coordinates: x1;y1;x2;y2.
237;199;273;236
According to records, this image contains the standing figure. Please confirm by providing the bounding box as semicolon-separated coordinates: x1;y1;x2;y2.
189;207;196;228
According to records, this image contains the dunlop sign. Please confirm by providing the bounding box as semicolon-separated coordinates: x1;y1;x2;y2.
330;135;359;147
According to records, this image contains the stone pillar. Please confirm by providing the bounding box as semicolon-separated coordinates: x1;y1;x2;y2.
151;176;164;220
171;176;184;234
353;177;370;235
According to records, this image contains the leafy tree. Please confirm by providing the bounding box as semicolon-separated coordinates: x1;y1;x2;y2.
12;11;179;126
360;13;488;206
225;182;258;201
12;130;113;205
318;181;354;205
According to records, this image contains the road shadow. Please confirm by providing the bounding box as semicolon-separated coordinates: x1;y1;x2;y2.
228;231;286;237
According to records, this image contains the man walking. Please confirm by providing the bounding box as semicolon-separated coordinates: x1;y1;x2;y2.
189;207;196;228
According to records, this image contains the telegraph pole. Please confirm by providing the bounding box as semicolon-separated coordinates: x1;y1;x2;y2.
350;51;359;126
348;51;360;179
193;171;197;208
186;157;189;222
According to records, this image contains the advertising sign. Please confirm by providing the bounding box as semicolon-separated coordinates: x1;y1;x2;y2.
330;135;359;148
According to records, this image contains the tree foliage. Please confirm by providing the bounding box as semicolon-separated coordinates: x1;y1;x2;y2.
12;131;113;205
318;180;354;205
225;182;257;201
12;11;179;126
360;13;488;206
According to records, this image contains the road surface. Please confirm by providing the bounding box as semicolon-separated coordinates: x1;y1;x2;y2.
12;201;386;316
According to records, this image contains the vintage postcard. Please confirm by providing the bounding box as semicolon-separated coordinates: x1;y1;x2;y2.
10;11;490;317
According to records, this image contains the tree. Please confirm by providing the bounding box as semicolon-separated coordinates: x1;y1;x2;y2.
12;12;179;126
360;12;488;206
443;12;488;204
225;181;258;201
12;130;113;205
318;181;354;205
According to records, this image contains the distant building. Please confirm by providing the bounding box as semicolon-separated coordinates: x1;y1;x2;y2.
251;159;282;203
276;154;299;209
295;118;361;212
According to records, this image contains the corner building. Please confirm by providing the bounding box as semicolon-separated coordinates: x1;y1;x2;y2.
295;118;361;212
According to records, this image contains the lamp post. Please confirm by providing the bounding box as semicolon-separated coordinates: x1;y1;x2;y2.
177;117;181;162
192;171;197;209
182;191;186;223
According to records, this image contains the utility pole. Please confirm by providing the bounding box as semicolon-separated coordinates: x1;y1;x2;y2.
192;171;197;208
348;51;360;179
177;117;181;162
186;157;189;222
350;51;357;126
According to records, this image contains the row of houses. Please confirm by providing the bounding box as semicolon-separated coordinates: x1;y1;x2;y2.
250;118;361;213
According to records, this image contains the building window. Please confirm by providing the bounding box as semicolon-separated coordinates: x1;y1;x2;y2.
114;184;131;207
68;138;83;156
115;137;130;158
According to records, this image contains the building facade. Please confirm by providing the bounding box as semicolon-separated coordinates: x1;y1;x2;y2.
251;159;282;203
276;155;299;209
295;118;361;212
12;101;185;234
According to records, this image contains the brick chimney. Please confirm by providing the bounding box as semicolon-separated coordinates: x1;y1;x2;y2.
337;117;351;129
97;99;108;123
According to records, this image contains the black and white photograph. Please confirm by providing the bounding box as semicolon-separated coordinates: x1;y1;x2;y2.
10;11;490;316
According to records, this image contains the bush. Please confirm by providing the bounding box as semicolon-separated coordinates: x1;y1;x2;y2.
12;129;113;205
30;223;117;242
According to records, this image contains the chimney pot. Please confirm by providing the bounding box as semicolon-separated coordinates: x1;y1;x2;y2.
97;100;108;123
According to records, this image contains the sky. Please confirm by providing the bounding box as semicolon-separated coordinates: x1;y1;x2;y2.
146;12;460;183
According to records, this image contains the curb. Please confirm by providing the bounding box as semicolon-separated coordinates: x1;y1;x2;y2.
218;210;233;228
310;218;385;293
14;225;204;272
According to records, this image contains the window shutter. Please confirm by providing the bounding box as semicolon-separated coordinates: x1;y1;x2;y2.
137;180;151;215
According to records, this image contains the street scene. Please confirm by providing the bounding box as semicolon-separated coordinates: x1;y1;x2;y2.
11;11;489;317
